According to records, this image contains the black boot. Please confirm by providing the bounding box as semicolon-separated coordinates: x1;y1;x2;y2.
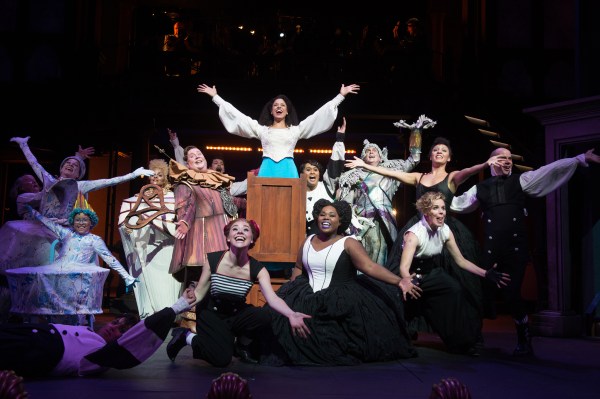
167;327;190;361
235;339;259;364
513;321;533;356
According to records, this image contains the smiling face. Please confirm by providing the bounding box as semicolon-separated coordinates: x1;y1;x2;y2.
317;205;340;235
149;168;166;187
271;98;288;123
491;148;513;176
72;212;92;235
362;147;382;166
60;158;81;179
424;199;446;230
301;163;321;190
227;219;254;249
185;147;207;172
429;143;451;165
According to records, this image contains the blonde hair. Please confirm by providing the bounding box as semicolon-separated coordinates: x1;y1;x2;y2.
149;158;168;175
415;191;446;215
148;158;171;190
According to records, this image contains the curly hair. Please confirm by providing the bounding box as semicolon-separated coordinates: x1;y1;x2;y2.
428;137;453;158
149;158;169;176
429;377;472;399
68;208;99;228
258;94;299;126
312;199;352;234
223;218;260;249
206;372;252;399
415;191;446;215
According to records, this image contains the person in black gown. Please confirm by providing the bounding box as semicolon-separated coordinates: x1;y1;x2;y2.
345;137;501;335
265;199;417;365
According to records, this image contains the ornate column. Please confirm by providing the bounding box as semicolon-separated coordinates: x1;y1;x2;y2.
524;95;600;336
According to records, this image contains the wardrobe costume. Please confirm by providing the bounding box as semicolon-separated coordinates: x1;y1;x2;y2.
118;186;182;319
266;235;417;365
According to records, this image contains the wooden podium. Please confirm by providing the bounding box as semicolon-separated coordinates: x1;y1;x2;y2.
246;173;306;263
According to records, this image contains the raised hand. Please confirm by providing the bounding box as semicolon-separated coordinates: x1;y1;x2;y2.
197;84;217;97
77;145;95;159
340;83;360;96
345;156;367;169
10;136;30;145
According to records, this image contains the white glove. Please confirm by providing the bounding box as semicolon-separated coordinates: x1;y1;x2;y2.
10;136;30;145
134;167;155;177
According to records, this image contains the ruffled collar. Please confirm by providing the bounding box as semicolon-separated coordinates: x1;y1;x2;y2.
168;160;235;189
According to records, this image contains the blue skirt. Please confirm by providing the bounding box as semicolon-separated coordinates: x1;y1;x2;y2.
257;157;299;178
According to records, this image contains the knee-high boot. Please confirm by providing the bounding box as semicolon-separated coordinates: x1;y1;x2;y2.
513;317;533;356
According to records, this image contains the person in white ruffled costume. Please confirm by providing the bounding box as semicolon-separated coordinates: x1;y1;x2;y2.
118;158;183;319
196;83;360;178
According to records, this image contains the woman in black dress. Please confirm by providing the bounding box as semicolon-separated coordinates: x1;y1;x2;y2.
345;137;501;332
266;199;417;365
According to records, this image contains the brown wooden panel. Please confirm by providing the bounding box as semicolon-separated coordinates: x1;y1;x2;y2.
247;173;306;263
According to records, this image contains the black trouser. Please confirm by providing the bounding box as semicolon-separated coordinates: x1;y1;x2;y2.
0;323;64;376
192;301;271;367
405;267;480;352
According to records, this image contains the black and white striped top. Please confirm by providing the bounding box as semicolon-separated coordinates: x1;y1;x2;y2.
210;273;254;300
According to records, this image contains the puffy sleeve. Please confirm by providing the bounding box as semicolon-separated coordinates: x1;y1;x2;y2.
450;185;480;214
296;94;345;140
212;94;264;139
520;154;586;197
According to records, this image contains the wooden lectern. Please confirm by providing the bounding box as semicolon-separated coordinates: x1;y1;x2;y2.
245;173;306;306
246;173;307;263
